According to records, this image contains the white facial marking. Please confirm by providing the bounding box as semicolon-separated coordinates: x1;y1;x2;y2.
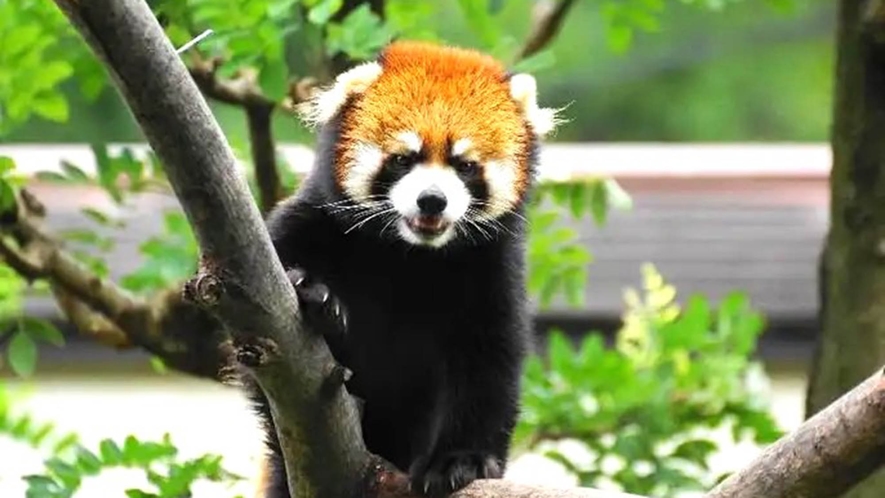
299;61;383;127
341;142;384;201
508;72;563;137
389;165;472;248
452;138;473;157
481;160;520;219
396;131;423;153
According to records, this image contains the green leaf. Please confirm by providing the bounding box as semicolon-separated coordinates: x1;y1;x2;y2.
457;0;500;48
60;161;90;182
258;59;289;101
34;171;69;182
20;317;65;346
569;182;589;218
325;4;393;60
8;331;37;377
150;356;168;375
80;207;115;226
53;433;79;454
74;446;103;474
0;179;17;212
32;93;69;122
512;49;556;74
99;439;124;465
125;490;160;498
590;180;609;225
606;24;633;53
33;61;74;91
0;156;15;175
307;0;343;25
670;439;717;469
547;331;575;375
45;458;81;489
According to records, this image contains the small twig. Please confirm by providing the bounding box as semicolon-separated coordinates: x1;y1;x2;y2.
518;0;578;61
188;55;277;108
246;104;284;213
176;29;214;54
51;286;130;348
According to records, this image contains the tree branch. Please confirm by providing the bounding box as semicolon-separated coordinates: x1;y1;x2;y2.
188;55;284;213
0;188;228;378
707;366;885;498
247;103;284;213
518;0;578;61
188;55;276;108
53;1;367;496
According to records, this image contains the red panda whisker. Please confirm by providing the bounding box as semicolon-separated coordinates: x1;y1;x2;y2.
378;211;401;238
462;217;494;243
344;206;397;234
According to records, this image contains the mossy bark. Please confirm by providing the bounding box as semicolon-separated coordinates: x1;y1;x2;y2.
807;0;885;495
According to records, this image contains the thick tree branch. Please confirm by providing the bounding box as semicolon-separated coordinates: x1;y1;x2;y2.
707;366;885;498
0;188;228;378
518;0;577;61
53;1;366;496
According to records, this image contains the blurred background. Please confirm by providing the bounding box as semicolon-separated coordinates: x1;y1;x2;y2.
0;0;854;497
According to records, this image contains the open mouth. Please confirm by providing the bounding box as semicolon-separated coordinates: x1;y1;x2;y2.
405;215;451;237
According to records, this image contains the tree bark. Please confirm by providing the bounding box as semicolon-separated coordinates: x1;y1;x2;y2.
52;0;367;496
806;0;885;495
709;367;885;498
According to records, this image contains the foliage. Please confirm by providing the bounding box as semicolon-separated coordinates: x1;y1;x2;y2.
514;264;783;496
527;178;632;308
0;387;245;498
0;159;66;376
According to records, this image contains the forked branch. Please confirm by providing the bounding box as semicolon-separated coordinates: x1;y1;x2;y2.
0;188;228;378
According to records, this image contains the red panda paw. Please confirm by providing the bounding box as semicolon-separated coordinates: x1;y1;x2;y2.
409;451;503;497
285;267;348;338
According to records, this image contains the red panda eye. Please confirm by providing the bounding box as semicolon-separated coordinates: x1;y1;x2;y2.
390;153;413;168
455;160;478;175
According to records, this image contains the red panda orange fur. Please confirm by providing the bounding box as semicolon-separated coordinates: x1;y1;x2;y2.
334;41;534;202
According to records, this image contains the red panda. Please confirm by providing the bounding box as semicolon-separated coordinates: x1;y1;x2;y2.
248;40;561;497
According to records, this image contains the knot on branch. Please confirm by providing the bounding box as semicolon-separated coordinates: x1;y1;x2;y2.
323;363;353;395
183;266;224;307
234;337;279;368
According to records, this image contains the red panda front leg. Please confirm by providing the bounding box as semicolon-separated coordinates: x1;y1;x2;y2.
407;361;519;497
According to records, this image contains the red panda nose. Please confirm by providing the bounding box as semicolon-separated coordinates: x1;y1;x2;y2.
416;187;448;216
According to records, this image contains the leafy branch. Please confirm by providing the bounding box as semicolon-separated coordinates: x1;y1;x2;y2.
0;186;228;379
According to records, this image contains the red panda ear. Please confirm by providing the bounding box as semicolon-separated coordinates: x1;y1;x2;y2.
508;73;563;138
298;62;383;127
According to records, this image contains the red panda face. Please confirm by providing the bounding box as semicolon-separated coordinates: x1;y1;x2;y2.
300;41;561;248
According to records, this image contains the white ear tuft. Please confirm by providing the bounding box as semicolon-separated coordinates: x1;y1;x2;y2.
509;73;564;138
298;62;384;127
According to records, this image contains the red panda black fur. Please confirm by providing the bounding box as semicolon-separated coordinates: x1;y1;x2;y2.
248;40;561;498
